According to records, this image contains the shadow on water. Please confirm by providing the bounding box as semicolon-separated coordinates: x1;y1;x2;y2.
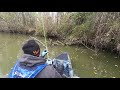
0;33;120;78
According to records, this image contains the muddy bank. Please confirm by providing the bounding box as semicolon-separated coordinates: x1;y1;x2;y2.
0;29;36;35
64;39;120;57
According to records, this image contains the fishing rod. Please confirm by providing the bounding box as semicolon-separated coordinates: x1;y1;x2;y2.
29;13;51;64
28;13;49;59
41;13;49;58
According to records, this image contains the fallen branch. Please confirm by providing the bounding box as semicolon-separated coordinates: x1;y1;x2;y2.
56;40;65;45
80;41;97;53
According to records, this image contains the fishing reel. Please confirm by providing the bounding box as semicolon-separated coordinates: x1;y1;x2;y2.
41;49;48;57
41;49;54;65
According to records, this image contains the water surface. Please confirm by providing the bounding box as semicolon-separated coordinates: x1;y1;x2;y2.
0;33;120;78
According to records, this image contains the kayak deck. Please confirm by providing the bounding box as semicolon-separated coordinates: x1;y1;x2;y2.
52;52;79;78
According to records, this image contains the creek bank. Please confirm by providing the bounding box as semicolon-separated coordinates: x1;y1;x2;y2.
0;30;120;57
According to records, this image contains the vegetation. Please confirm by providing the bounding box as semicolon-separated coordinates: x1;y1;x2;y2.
0;12;120;55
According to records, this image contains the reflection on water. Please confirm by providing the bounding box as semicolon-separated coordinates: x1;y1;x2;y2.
0;33;120;78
